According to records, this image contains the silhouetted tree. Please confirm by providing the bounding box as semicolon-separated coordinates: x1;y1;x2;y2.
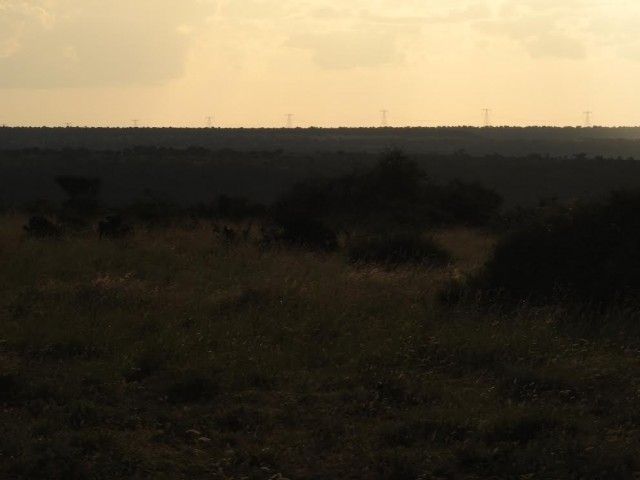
367;148;427;201
55;175;102;217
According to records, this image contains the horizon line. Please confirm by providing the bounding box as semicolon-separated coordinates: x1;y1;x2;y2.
3;125;640;129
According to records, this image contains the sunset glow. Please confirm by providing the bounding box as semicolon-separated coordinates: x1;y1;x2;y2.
2;0;639;127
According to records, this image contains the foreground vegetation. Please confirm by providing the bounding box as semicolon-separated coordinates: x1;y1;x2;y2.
3;214;640;479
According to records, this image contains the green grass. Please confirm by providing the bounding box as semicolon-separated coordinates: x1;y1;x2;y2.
2;215;640;478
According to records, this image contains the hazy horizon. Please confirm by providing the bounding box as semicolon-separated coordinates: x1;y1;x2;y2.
4;124;640;129
2;1;640;128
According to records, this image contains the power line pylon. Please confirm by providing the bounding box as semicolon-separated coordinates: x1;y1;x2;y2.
380;110;388;127
482;109;491;127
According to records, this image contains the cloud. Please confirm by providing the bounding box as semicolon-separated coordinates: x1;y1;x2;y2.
527;33;587;59
0;1;52;58
475;3;589;60
218;0;286;20
479;0;640;62
287;28;404;69
0;0;213;88
309;7;352;21
284;2;491;70
499;0;591;16
620;43;640;62
359;3;492;26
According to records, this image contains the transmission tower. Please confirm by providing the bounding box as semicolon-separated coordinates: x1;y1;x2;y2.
482;109;491;127
132;119;139;128
206;116;214;128
286;114;293;128
380;110;389;127
583;111;592;128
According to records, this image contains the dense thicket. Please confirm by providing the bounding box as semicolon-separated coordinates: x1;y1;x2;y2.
471;189;640;307
271;149;503;233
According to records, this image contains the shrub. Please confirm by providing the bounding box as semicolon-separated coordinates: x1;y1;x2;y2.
97;214;133;238
436;181;503;227
348;232;451;267
216;194;266;220
23;215;62;238
473;189;640;307
263;215;338;252
366;148;428;202
191;195;267;221
270;149;502;232
126;193;180;228
55;175;102;216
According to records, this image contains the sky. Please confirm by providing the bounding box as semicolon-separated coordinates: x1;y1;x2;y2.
1;0;640;128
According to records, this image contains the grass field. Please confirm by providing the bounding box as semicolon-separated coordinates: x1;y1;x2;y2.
2;215;640;479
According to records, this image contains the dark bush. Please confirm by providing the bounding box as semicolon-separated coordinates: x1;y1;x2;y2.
271;178;336;223
97;214;132;238
55;176;101;199
367;148;428;202
190;195;267;221
271;149;502;232
126;192;180;228
52;175;103;232
348;232;451;267
216;194;267;220
473;189;640;307
55;175;102;216
280;216;338;251
263;215;338;252
23;215;62;238
436;181;503;226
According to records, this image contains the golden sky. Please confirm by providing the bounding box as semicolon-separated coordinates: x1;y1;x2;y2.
1;0;640;127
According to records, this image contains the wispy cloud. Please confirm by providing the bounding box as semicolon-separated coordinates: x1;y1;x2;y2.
475;1;589;60
477;0;640;61
287;28;405;70
359;3;492;26
283;2;491;70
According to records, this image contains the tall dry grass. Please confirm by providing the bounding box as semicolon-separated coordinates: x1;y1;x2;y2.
2;216;640;479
